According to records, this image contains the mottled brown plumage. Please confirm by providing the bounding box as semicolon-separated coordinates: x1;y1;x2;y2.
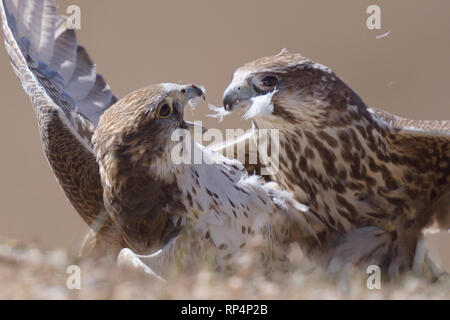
94;83;322;276
36;101;121;254
222;50;450;278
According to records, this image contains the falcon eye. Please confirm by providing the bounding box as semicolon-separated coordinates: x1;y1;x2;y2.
157;101;173;119
261;76;278;88
253;74;279;92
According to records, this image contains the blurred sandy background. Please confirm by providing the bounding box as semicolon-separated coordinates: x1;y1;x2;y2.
0;0;448;270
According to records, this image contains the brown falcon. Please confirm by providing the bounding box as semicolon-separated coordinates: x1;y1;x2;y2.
220;50;450;278
93;83;323;276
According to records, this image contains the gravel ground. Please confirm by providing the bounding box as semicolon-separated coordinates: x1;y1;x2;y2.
1;238;449;300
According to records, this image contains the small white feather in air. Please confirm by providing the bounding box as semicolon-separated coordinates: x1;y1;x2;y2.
376;30;391;39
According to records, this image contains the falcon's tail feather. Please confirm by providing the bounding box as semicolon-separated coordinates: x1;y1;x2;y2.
320;226;445;281
322;226;405;279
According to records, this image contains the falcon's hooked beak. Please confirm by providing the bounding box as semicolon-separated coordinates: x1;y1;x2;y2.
179;84;207;134
183;84;206;103
222;82;254;112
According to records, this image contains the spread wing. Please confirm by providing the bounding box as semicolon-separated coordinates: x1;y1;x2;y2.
369;107;450;137
0;0;120;247
369;108;450;230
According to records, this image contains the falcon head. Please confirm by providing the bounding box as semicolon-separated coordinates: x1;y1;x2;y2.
95;83;205;161
93;83;205;254
222;50;364;128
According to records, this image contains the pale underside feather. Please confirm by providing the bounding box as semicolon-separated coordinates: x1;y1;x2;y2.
125;137;324;279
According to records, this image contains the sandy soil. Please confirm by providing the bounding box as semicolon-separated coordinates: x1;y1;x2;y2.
1;237;449;300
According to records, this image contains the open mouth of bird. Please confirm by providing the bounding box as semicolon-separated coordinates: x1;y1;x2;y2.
220;90;276;121
180;85;207;133
185;87;206;108
224;98;251;112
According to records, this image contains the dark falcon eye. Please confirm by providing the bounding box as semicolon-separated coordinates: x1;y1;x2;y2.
261;76;278;88
157;102;173;119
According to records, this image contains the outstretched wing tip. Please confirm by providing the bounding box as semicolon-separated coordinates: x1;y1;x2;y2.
1;0;118;147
